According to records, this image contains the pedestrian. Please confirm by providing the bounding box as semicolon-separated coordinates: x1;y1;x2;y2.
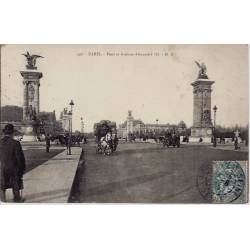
65;133;71;155
113;134;119;151
45;134;50;153
213;135;217;147
0;124;26;202
234;136;239;150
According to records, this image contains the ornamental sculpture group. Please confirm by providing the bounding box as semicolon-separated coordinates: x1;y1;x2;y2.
195;61;208;79
22;51;44;70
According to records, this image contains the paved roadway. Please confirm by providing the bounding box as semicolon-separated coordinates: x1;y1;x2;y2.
76;142;248;203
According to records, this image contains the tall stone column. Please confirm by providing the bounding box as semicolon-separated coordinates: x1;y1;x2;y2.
37;82;40;113
126;110;134;138
20;71;42;120
20;71;43;141
23;81;29;121
34;81;40;115
190;79;215;142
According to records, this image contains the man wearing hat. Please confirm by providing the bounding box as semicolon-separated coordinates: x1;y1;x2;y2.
0;124;26;202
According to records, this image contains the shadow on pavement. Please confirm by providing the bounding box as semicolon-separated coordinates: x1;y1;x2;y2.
24;149;65;173
68;148;85;203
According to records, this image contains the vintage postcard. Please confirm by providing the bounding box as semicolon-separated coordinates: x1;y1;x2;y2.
0;44;248;203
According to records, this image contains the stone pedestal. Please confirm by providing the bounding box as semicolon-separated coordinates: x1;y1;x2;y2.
190;127;213;142
20;123;37;142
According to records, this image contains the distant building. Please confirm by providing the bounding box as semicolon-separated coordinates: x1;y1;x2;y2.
117;111;187;138
0;106;24;134
118;111;144;138
0;105;58;135
60;108;71;132
0;105;23;122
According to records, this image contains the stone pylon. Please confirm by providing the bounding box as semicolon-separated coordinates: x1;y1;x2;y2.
126;110;134;137
190;77;215;142
20;70;43;141
20;71;43;121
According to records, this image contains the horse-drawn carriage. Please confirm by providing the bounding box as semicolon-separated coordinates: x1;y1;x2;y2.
94;120;118;156
162;132;180;148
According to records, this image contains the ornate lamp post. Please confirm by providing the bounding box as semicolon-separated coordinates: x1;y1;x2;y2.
68;100;74;155
81;117;84;134
213;105;218;147
139;121;142;140
154;119;159;142
69;100;74;133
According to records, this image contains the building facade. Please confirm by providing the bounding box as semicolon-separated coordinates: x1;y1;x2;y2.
117;111;186;139
60;108;72;132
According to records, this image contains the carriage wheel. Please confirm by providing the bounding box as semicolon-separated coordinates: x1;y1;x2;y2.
104;145;112;156
96;145;102;154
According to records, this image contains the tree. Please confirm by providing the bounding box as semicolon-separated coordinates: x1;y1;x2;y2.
53;121;64;135
178;120;187;129
94;120;117;141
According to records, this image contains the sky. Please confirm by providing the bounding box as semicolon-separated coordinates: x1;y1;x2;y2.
1;44;248;132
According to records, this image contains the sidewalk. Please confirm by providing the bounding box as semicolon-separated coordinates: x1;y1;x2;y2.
5;147;82;203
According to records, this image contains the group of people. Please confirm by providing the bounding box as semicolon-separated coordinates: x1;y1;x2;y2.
44;133;87;155
97;132;119;155
127;131;182;144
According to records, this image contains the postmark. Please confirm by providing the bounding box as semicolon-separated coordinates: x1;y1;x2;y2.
197;161;246;203
212;161;245;203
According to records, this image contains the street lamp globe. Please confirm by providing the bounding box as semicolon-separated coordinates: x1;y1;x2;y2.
212;105;218;147
69;100;74;111
69;100;74;107
213;105;218;113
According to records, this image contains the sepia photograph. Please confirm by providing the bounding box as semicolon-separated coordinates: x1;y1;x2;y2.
0;44;248;203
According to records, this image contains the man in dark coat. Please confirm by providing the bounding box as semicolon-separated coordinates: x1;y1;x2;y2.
64;133;71;155
0;124;26;202
45;134;51;153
